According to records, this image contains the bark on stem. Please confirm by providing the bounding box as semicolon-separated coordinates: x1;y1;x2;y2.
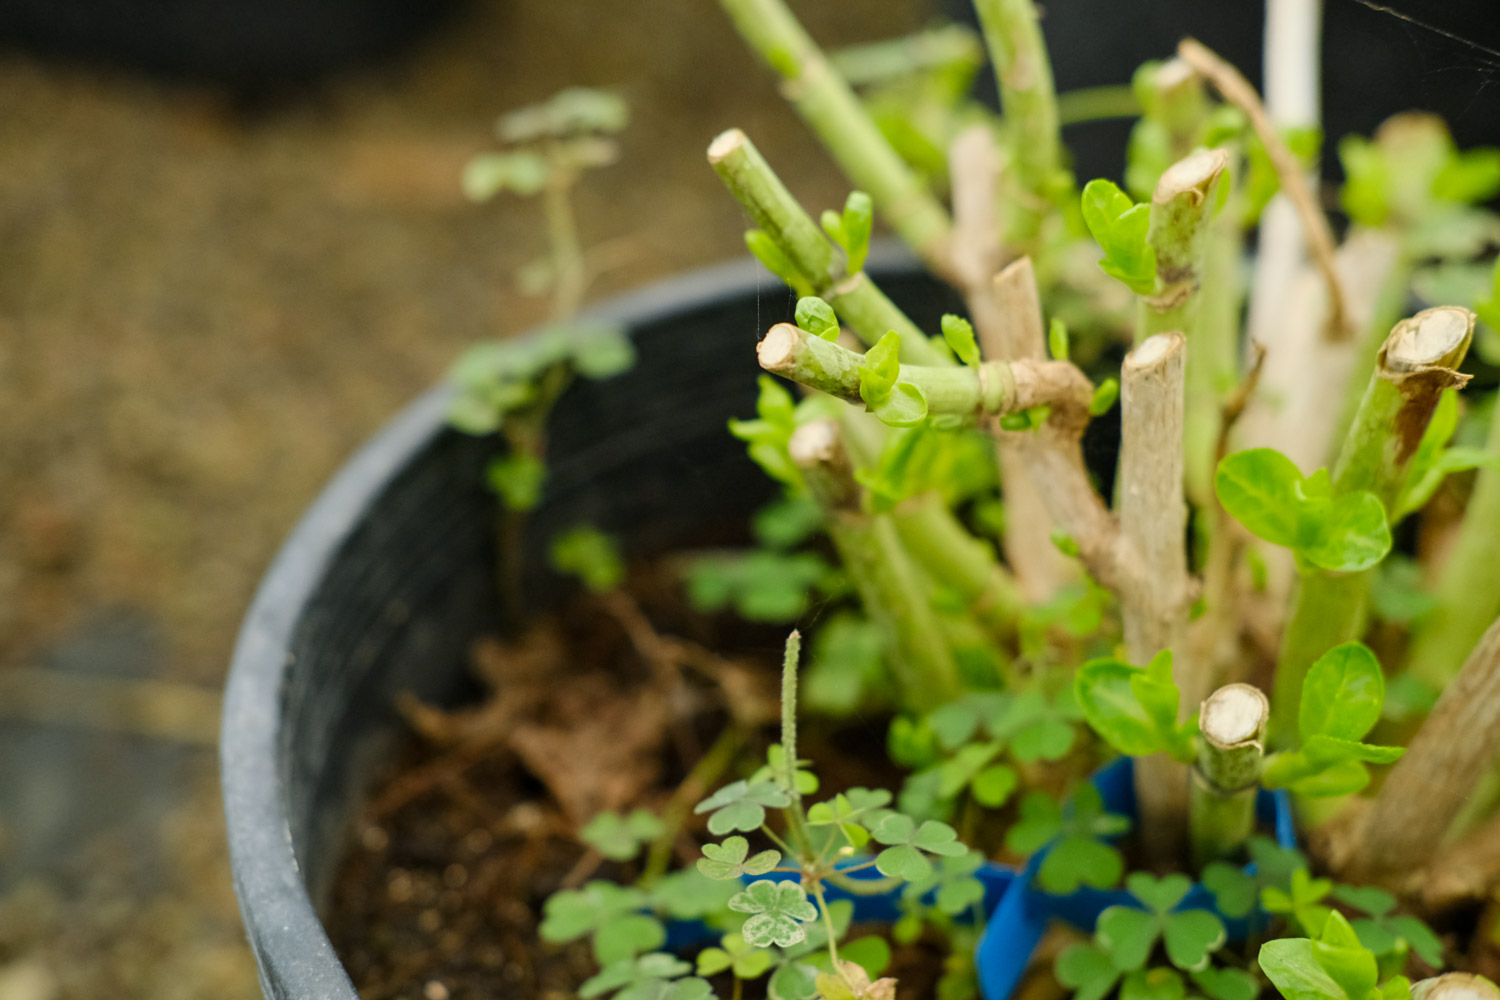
1270;307;1476;745
1359;616;1500;882
1177;37;1349;341
1191;684;1268;868
1140;150;1230;343
789;420;961;708
716;0;954;271
966;251;1072;600
1407;397;1500;687
708;129;946;367
971;0;1063;247
1119;331;1194;859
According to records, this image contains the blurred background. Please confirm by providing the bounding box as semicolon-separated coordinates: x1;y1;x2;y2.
0;1;1494;998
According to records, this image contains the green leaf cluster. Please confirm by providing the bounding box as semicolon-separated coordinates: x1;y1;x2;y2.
581;952;714;1000
821;190;875;274
581;809;666;862
694;780;792;836
1057;873;1238;1000
728;375;842;488
686;550;833;623
803;613;889;716
795;297;840;341
858;331;929;428
1259;912;1413;1000
1215;449;1392;573
854;423;998;513
1394;389;1500;520
549;524;625;592
447;322;635;435
1006;783;1129;895
870;813;967;880
1262;643;1405;797
1080;179;1157;295
1075;650;1195;763
541;880;666;963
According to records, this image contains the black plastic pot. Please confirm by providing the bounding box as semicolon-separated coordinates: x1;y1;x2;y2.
219;251;965;1000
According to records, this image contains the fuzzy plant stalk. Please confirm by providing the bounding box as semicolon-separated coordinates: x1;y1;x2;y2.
788;419;961;708
1271;306;1476;743
1357;615;1500;883
970;0;1064;247
780;629;803;800
1406;396;1500;688
1190;683;1269;868
715;0;954;269
1118;331;1194;855
1139;149;1230;343
706;129;946;366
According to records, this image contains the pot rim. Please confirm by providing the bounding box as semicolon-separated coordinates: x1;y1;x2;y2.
218;245;917;999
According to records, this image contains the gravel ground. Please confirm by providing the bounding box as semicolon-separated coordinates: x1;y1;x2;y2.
0;1;923;996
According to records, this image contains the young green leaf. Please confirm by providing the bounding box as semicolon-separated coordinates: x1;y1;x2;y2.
1081;178;1157;295
550;525;624;592
487;452;546;511
1049;317;1070;361
834;190;874;274
1299;642;1385;742
857;331;902;410
941;314;981;366
745;229;812;298
567;323;636;379
1090;378;1120;416
806;787;892;848
795;297;840;341
1074;652;1193;762
696;932;774;980
871;814;967;880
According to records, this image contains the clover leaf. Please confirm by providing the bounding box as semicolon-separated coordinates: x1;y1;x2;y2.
550;525;625;592
1192;967;1260;1000
648;868;739;921
1262;868;1334;937
581;809;666;861
1334;884;1445;968
695;780;792;835
1006;786;1128;894
1200;862;1257;919
727;880;820;948
540;881;665;963
580;953;714;1000
1081;178;1157;295
696;932;774;980
1123;968;1188;1000
991;688;1079;764
1111;873;1228;973
697;836;781;880
806;787;892;848
871;814;967;880
1056;941;1121;1000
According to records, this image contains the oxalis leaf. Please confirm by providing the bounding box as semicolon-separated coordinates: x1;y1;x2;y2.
727;880;819;948
697;836;780;880
694;780;792;835
871;813;966;880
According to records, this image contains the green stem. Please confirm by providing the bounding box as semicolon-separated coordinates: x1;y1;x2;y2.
890;499;1023;640
971;0;1064;246
758;322;1091;423
707;129;945;366
1408;396;1500;687
542;169;586;321
1271;306;1475;744
789;419;962;709
715;0;953;267
1056;85;1140;125
1138;149;1230;344
1183;196;1243;511
809;882;853;988
642;727;745;885
829;24;983;87
1190;683;1268;867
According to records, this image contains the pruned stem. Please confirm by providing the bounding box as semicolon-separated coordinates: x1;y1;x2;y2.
758;322;1093;429
1119;331;1194;859
1412;976;1500;1000
708;128;946;366
1359;615;1500;882
971;0;1064;247
716;0;953;270
1140;150;1230;342
1270;307;1476;744
1191;684;1269;868
789;420;961;708
1177;37;1348;341
1407;396;1500;687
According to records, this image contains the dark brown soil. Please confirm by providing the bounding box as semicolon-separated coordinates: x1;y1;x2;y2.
324;569;940;1000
